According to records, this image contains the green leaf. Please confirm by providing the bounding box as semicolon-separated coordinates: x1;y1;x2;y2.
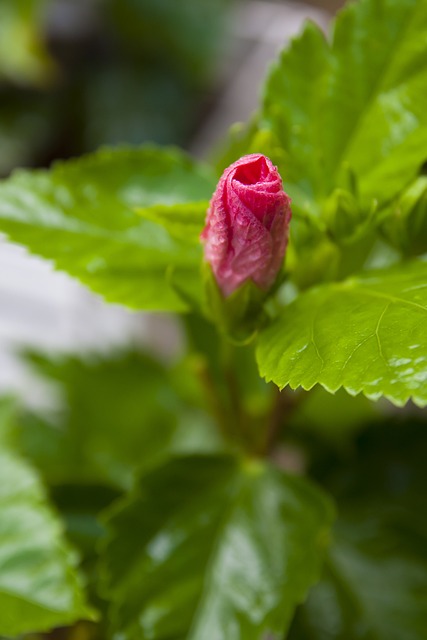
101;455;334;640
135;200;209;243
0;409;93;636
0;0;55;86
18;350;220;491
0;146;216;312
262;0;427;214
257;258;427;407
289;419;427;640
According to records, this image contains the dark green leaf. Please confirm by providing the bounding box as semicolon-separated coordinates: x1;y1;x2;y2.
105;0;231;85
288;387;381;446
289;420;427;640
0;146;215;311
101;455;334;640
0;406;94;636
19;350;220;491
257;258;427;406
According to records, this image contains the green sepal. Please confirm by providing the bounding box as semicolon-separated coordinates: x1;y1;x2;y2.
202;265;270;344
379;176;427;256
323;187;377;245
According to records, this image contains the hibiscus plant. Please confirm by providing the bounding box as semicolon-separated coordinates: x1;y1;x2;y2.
0;0;426;638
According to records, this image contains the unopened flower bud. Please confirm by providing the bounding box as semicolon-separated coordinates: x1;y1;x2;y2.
201;154;291;297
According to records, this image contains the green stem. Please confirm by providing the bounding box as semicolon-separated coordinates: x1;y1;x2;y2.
193;356;234;445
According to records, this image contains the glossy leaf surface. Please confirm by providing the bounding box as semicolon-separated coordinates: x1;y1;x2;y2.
0;147;215;311
257;259;427;406
101;455;334;640
289;420;427;640
0;408;93;635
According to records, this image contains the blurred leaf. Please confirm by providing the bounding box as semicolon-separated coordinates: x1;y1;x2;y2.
101;455;334;640
0;93;54;177
289;387;381;446
19;349;219;491
0;0;55;86
105;0;231;85
0;146;216;311
0;404;94;636
289;420;427;640
0;396;16;444
257;258;427;407
83;64;198;150
49;483;121;568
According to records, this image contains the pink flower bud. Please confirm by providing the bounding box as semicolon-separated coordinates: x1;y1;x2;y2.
201;154;292;297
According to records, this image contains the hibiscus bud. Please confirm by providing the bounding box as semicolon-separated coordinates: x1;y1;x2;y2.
201;154;291;297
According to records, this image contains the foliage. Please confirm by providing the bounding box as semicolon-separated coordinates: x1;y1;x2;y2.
0;399;93;636
101;456;333;640
0;0;231;177
257;258;427;406
0;0;426;638
289;419;427;640
0;147;215;311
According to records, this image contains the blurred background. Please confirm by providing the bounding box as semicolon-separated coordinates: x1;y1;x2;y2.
0;0;343;401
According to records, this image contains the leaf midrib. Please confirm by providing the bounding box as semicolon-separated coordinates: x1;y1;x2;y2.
186;466;247;639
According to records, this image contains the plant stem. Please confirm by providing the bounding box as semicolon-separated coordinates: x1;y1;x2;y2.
259;386;300;456
193;356;234;445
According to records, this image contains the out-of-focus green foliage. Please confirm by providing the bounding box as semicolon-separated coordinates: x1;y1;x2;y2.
0;0;232;176
0;399;93;636
104;0;229;85
6;348;220;581
19;349;219;491
289;420;427;640
0;0;54;86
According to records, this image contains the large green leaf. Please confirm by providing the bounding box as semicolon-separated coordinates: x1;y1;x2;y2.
262;0;427;214
101;455;334;640
0;146;215;311
289;420;427;640
257;259;427;406
0;408;93;636
262;0;427;201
